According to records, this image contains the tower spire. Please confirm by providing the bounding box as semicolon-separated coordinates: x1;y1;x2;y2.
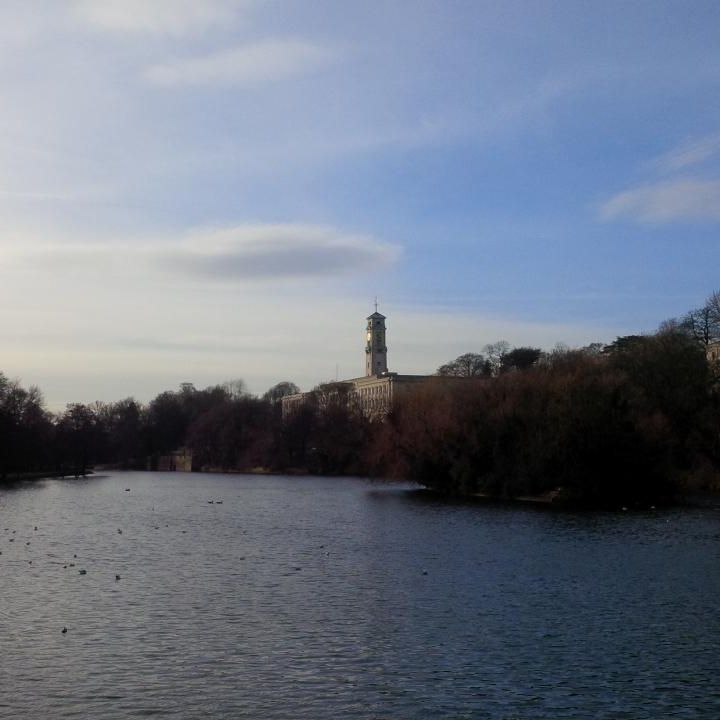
374;296;378;313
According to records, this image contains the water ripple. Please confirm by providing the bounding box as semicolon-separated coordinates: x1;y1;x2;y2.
1;472;719;719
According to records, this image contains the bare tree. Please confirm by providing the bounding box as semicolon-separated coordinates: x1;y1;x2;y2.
681;305;719;347
580;342;605;356
483;341;511;376
223;379;249;400
705;289;720;326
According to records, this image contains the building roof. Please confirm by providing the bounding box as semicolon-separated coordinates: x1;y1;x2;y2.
367;311;386;320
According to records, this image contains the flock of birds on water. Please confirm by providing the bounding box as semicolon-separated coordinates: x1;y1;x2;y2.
0;478;662;639
0;480;346;638
0;484;236;637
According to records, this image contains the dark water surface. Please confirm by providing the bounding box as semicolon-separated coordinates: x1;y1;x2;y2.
1;472;719;719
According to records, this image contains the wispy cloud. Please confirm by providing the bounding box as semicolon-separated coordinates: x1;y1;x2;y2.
599;179;720;224
160;224;399;280
144;40;333;87
0;187;112;202
602;129;720;225
5;223;400;282
72;0;249;36
650;131;720;173
121;336;274;354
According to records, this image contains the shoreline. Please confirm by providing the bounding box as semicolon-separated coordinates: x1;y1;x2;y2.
0;469;94;485
5;467;719;511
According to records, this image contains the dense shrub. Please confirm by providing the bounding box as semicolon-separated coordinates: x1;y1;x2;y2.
378;337;715;505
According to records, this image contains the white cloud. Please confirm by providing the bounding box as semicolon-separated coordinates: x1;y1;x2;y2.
72;0;249;36
651;131;720;173
144;40;333;87
599;179;720;224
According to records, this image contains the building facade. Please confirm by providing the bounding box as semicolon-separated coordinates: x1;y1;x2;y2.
152;447;194;472
707;340;720;364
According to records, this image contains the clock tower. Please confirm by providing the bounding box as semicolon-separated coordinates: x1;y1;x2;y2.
365;309;388;376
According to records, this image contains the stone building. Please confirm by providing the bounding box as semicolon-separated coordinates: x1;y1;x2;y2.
282;309;477;418
153;447;194;472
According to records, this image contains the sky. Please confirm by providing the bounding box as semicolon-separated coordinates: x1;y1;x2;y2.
2;0;720;408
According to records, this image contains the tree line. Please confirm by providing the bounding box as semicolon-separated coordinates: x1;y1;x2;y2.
387;331;718;506
3;291;720;505
0;378;296;481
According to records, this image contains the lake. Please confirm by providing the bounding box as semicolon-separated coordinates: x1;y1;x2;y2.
1;471;719;719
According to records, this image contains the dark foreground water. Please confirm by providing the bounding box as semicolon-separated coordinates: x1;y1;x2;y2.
1;472;719;719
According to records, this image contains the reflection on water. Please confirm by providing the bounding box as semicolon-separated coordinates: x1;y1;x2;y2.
1;472;719;719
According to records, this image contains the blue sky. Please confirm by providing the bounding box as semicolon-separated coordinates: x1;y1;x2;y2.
2;0;720;407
